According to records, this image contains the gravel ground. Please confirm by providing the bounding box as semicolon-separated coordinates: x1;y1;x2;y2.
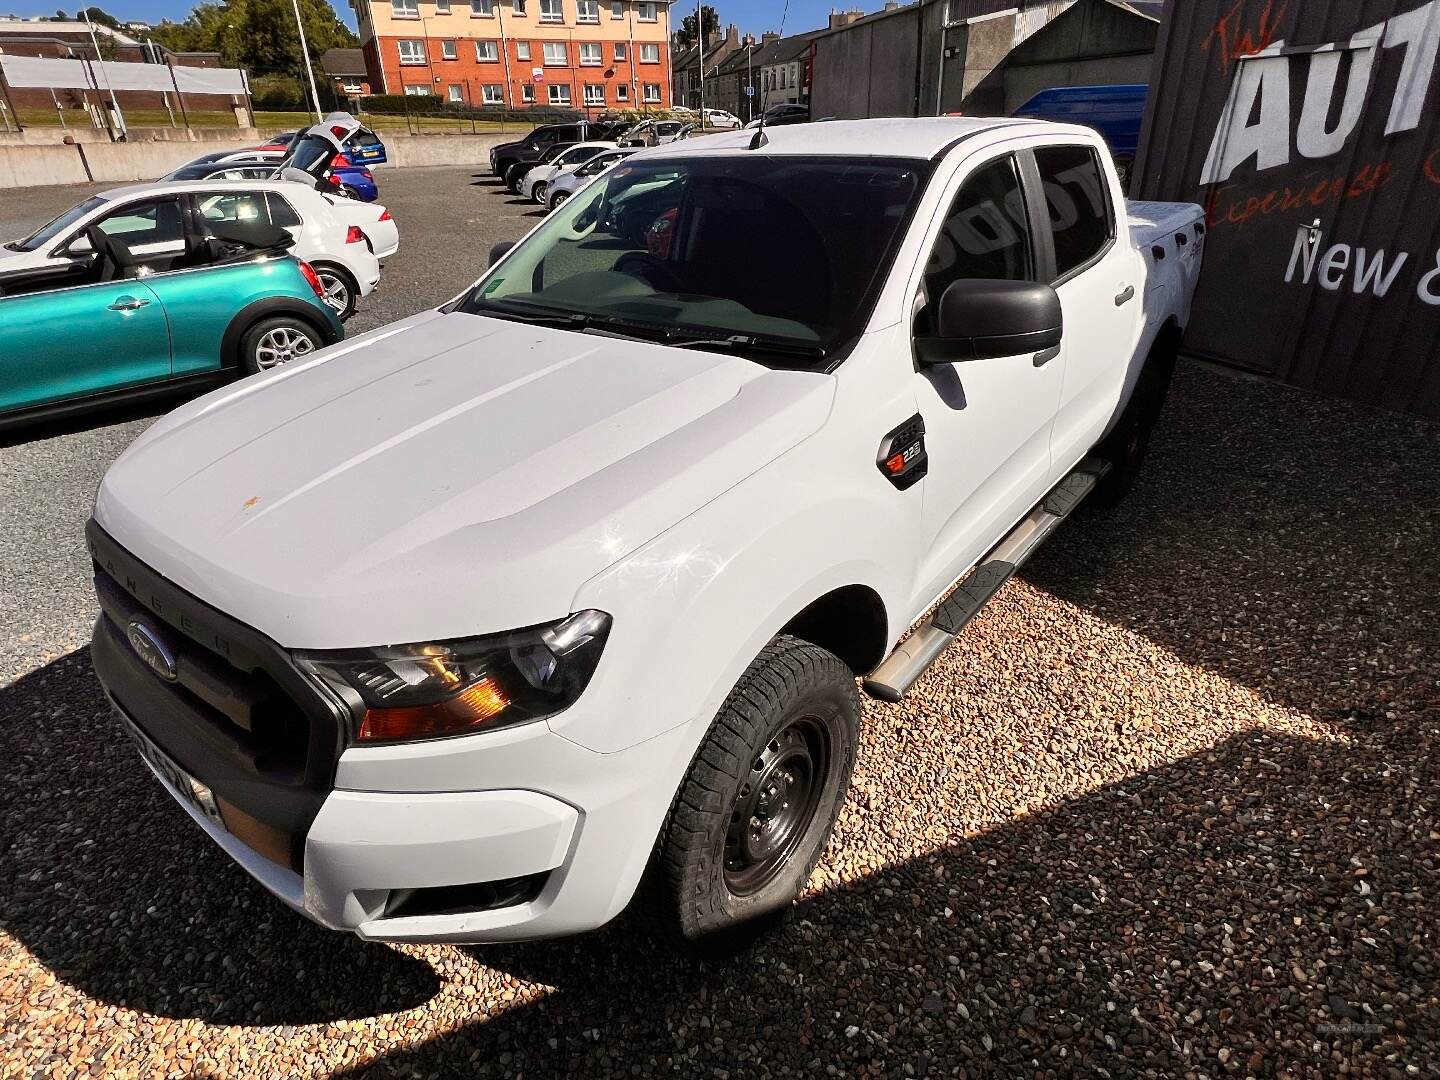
2;170;1439;1077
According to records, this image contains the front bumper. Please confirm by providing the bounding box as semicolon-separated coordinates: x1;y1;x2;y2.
89;521;694;943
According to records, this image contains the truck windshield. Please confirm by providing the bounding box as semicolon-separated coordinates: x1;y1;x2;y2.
459;155;930;369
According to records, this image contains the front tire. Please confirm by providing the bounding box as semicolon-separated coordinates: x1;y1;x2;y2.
650;635;859;953
240;316;323;375
504;163;528;195
531;181;547;204
1089;336;1178;507
547;189;570;212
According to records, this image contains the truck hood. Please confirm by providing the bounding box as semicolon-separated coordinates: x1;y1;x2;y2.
95;309;834;648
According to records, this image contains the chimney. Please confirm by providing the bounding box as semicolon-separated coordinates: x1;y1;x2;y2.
761;31;780;43
828;8;865;29
883;1;899;9
724;22;741;46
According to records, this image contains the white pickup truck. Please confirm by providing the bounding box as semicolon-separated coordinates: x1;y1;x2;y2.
88;118;1203;951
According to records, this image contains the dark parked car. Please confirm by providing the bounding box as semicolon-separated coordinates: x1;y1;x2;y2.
489;123;592;194
743;102;810;128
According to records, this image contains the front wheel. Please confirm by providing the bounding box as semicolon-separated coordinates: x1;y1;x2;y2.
240;316;323;375
547;189;570;212
504;163;527;195
1089;338;1177;508
531;181;547;205
650;635;859;954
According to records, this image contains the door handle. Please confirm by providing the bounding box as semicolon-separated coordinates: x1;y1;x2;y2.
108;296;151;311
1114;285;1135;307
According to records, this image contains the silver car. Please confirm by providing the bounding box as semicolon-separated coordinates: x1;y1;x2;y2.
544;147;642;211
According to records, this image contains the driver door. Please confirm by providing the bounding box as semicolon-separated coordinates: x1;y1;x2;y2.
908;149;1067;609
0;279;169;415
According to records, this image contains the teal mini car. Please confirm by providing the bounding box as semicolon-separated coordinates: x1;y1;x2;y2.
0;206;343;433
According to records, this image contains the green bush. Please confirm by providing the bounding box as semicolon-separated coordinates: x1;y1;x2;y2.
249;74;307;111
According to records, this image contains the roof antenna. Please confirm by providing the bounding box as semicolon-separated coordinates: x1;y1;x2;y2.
748;115;769;149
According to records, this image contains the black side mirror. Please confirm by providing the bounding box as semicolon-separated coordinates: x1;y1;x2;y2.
916;279;1062;365
489;240;516;266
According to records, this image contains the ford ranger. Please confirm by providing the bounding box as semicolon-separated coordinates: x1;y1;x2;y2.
89;118;1203;951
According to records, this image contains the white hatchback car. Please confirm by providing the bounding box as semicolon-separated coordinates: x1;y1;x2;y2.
518;142;618;204
0;181;392;321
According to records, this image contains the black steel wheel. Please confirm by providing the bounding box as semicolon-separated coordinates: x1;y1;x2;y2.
649;635;859;954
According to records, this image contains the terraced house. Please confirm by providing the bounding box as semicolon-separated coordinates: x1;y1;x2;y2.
353;0;672;111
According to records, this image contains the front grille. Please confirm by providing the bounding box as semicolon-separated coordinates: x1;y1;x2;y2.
88;520;350;873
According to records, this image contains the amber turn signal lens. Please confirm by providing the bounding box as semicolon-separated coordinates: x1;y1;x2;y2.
358;677;511;743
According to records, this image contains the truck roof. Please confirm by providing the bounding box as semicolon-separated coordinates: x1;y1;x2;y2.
650;116;1054;160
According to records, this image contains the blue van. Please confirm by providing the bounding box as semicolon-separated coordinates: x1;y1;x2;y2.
1012;84;1148;188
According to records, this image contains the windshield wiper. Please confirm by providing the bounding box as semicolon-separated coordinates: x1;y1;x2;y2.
667;334;827;361
468;299;591;329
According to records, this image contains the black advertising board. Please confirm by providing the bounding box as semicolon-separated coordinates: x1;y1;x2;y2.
1136;0;1440;418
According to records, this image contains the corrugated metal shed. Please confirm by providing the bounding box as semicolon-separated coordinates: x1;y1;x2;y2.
1135;0;1440;418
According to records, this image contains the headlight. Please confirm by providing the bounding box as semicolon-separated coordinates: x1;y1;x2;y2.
297;610;611;744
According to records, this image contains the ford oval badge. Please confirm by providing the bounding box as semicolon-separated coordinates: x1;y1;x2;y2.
126;619;178;682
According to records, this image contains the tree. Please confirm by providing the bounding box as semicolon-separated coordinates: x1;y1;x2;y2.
677;5;719;48
150;0;357;74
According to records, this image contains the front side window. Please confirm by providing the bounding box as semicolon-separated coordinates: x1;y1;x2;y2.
548;83;572;104
921;154;1034;322
642;82;660;102
543;41;566;64
461;155;929;368
516;40;531;59
1033;144;1114;280
94;197;186;249
577;0;599;20
639;42;659;62
476;39;498;60
483;83;504;103
540;0;562;20
398;39;426;64
584;83;605;104
579;42;602;65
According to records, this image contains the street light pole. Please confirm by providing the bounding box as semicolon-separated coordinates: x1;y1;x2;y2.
695;0;704;123
290;0;324;121
745;42;752;121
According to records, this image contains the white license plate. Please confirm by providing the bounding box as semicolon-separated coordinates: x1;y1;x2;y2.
122;713;225;829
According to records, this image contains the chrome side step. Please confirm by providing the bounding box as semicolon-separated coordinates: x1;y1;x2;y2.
862;457;1111;703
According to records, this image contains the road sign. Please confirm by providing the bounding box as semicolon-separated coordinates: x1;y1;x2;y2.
745;86;754;97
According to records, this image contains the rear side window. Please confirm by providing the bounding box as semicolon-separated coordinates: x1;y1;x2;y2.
922;154;1034;310
1033;145;1113;280
265;193;302;228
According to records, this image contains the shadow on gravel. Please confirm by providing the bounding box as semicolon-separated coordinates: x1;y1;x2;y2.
1023;363;1440;727
335;716;1436;1076
0;649;441;1026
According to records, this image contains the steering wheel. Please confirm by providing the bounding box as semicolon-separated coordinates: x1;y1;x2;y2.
614;251;684;293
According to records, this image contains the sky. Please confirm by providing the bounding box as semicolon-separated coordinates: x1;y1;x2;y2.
6;0;847;37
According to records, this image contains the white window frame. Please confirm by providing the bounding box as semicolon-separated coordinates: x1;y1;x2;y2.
448;83;463;101
579;41;602;65
613;42;626;60
475;39;499;60
522;82;536;101
615;82;628;99
391;0;419;17
435;0;451;11
637;1;656;20
548;82;572;104
515;40;531;59
398;39;426;64
542;41;566;64
610;0;623;15
404;83;431;95
471;0;495;15
642;81;660;102
540;0;563;22
583;82;605;104
577;0;599;21
441;39;458;59
514;0;527;12
639;42;659;63
483;82;504;103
